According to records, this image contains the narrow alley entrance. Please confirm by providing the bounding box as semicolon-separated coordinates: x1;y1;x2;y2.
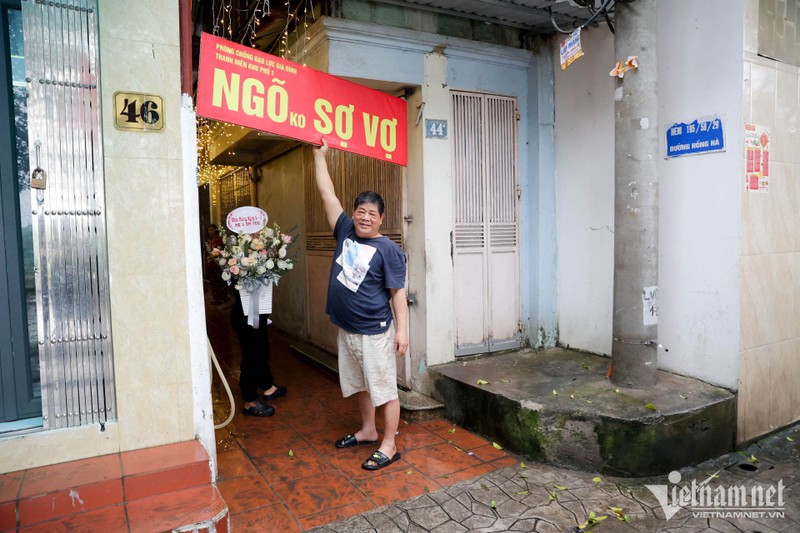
203;293;519;531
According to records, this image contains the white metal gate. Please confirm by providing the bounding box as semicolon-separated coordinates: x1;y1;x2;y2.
23;0;115;429
452;91;520;356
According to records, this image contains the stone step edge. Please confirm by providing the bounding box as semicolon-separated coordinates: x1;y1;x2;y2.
11;441;214;526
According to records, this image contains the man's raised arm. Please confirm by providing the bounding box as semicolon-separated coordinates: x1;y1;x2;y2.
312;140;344;230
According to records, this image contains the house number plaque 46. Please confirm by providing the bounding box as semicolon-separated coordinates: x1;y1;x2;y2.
113;91;165;132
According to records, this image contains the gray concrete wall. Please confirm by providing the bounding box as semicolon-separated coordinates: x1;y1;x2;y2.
255;147;309;339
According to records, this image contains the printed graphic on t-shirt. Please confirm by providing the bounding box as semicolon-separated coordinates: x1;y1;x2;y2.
336;238;377;292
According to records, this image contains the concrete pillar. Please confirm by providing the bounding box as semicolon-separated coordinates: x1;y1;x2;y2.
405;52;455;396
610;0;659;388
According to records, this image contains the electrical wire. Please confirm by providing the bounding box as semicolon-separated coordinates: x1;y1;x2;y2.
587;0;616;34
549;0;617;34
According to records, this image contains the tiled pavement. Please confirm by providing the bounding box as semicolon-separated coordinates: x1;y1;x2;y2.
309;424;800;533
207;302;520;532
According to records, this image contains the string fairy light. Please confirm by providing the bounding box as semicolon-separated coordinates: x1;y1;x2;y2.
197;1;319;193
199;0;272;192
197;117;236;196
271;0;317;61
247;0;271;47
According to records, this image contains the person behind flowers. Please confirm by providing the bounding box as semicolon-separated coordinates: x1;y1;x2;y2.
312;139;409;470
229;290;286;417
217;223;293;418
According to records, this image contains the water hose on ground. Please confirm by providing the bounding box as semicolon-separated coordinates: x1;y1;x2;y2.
208;336;235;429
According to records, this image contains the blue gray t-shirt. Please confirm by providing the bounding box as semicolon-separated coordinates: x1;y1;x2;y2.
326;212;406;335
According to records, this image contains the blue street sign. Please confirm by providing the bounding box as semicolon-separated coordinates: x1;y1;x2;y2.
665;116;725;158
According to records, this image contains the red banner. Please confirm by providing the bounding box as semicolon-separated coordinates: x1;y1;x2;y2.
196;33;407;166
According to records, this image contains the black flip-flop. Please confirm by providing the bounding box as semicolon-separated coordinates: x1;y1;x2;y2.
361;450;401;470
335;434;378;448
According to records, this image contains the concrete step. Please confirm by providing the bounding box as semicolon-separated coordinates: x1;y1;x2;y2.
398;389;445;421
127;484;229;532
121;440;214;501
1;440;228;531
430;347;736;476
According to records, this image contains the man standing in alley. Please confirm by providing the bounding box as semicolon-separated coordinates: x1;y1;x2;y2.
312;139;409;471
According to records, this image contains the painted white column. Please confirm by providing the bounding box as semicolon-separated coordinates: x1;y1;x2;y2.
182;95;216;476
405;52;456;394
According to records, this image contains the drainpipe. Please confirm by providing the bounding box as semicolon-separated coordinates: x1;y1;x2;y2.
610;0;658;388
179;0;193;96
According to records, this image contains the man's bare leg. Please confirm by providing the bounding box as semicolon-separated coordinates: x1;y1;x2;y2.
353;391;379;442
364;398;400;467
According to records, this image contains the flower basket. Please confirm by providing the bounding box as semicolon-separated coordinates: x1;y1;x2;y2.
210;218;296;328
238;281;273;316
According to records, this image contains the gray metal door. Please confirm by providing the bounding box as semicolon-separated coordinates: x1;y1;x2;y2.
452;91;520;356
22;0;115;429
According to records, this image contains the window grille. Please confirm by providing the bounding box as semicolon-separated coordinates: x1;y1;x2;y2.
219;167;252;223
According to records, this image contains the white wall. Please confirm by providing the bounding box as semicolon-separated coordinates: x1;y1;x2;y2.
554;27;615;355
553;3;744;389
658;1;744;389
